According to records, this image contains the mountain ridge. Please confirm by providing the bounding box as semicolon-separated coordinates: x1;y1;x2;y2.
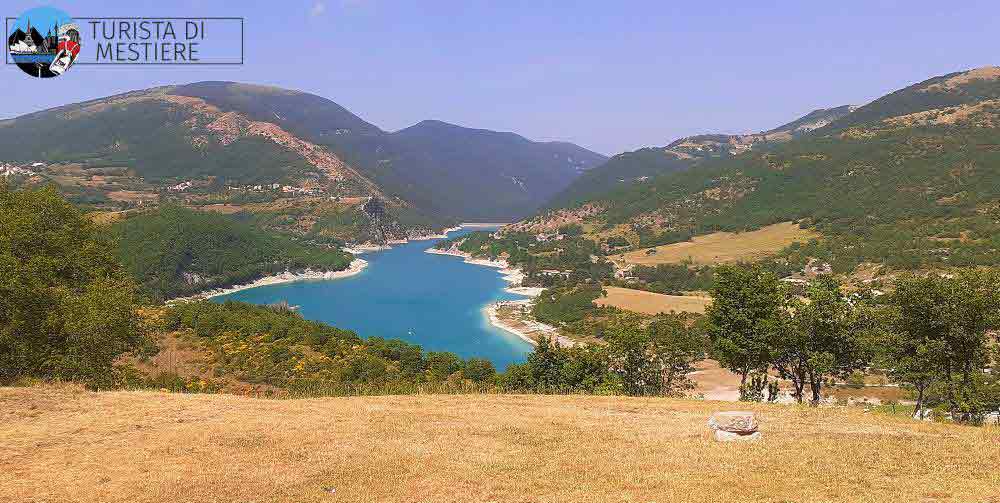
170;81;607;220
545;104;856;209
0;81;606;222
518;66;1000;274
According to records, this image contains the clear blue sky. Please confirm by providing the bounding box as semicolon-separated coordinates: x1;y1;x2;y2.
4;0;998;155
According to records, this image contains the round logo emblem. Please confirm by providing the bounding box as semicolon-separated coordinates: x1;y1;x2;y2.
7;6;80;78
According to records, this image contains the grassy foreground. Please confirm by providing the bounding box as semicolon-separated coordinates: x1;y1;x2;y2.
3;386;998;502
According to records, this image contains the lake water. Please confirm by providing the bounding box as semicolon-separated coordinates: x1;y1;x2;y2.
212;229;533;369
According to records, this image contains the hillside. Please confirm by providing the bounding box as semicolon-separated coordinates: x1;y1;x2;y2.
547;105;854;208
822;67;1000;131
166;82;607;220
0;81;605;223
546;147;694;208
527;66;1000;274
764;104;856;137
113;206;353;300
3;386;997;503
385;120;606;220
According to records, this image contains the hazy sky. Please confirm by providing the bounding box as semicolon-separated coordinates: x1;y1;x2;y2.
3;0;998;155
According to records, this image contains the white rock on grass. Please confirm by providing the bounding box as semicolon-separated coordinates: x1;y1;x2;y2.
708;411;760;441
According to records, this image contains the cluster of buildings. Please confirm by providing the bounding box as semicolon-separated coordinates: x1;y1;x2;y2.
220;183;324;196
165;180;327;197
0;162;39;178
535;232;566;243
167;181;194;192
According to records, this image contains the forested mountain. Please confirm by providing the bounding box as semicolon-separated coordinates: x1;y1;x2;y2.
546;147;694;208
385;120;605;220
546;105;855;208
526;66;1000;273
170;83;605;220
0;81;605;222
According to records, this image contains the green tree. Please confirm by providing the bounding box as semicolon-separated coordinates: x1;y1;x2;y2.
775;276;872;403
0;185;143;387
877;304;941;416
462;358;497;383
556;345;608;392
887;272;1000;421
706;265;785;387
425;352;463;382
603;315;705;396
498;362;533;390
646;315;706;395
604;323;659;396
527;336;565;390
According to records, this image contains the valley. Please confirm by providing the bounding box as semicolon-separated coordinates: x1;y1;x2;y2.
211;228;535;370
5;57;1000;502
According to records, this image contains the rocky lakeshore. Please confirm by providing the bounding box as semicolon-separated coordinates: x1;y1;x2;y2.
409;226;463;240
345;226;463;253
425;246;509;268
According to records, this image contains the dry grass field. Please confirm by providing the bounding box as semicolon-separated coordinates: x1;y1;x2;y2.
596;286;711;315
616;221;820;266
3;386;998;503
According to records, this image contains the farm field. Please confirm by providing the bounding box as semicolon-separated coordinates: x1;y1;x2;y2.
595;286;711;314
615;221;819;266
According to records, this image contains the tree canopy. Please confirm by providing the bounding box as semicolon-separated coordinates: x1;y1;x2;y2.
0;185;143;387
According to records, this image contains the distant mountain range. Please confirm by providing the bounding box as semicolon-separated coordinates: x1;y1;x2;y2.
520;66;1000;273
0;81;606;221
546;105;855;208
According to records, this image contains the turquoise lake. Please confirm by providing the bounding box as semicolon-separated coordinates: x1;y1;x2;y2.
212;229;533;369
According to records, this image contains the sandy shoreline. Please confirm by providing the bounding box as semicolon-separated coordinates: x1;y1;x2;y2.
343;245;389;254
424;245;546;297
167;258;368;304
424;247;543;296
424;245;571;346
484;300;575;347
424;246;510;268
